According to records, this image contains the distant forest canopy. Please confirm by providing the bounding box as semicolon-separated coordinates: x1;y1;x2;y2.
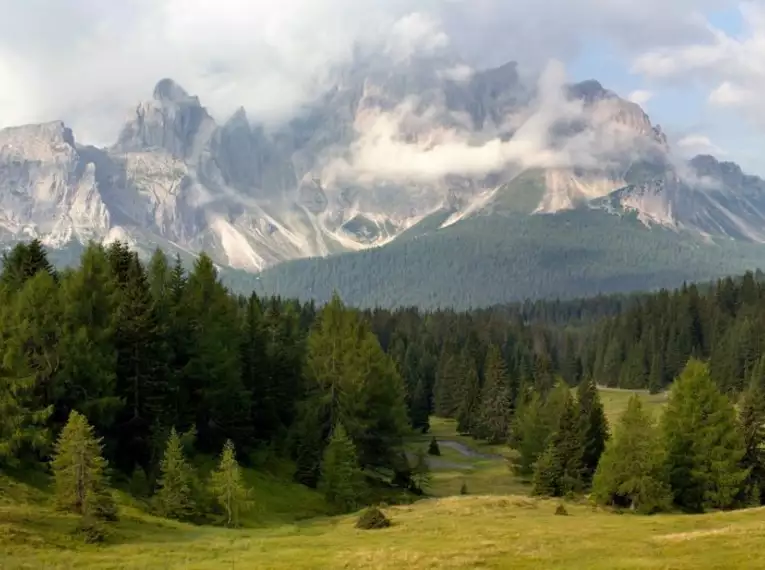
2;238;765;517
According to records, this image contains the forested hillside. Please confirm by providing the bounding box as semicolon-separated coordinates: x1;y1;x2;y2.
250;210;765;309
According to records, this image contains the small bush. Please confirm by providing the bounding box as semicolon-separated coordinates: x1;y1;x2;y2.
355;506;391;530
555;504;569;516
428;437;441;456
74;516;107;544
460;482;469;495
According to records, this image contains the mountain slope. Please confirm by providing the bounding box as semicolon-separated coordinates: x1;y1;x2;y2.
248;207;765;309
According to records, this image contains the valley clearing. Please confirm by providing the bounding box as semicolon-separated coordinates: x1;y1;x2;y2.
1;391;759;570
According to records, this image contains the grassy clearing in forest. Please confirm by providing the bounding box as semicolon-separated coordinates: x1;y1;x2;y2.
597;386;668;422
3;388;745;570
2;492;764;570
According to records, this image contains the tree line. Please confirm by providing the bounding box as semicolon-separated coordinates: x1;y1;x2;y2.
3;239;765;530
0;240;414;528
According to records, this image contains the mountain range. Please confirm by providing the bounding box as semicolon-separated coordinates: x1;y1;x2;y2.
2;54;765;309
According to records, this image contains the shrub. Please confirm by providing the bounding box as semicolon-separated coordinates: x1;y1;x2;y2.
460;482;469;495
555;504;569;516
74;516;107;544
428;437;441;456
355;506;391;530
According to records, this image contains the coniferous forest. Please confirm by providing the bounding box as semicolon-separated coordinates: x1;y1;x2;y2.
2;239;765;535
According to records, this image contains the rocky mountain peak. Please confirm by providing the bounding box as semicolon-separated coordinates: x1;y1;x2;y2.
153;78;195;105
114;79;216;159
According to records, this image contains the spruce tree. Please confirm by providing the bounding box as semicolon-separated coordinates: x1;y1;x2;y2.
592;396;671;513
456;358;481;435
183;253;251;452
52;410;115;518
57;244;121;432
532;392;584;497
662;359;748;512
0;273;57;464
209;440;252;527
576;378;609;486
154;427;196;521
434;351;464;418
319;423;364;513
510;393;551;477
739;381;765;505
477;345;513;443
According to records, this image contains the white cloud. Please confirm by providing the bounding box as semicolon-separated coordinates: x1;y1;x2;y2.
676;134;726;156
0;0;739;147
628;90;654;105
323;61;662;186
385;12;449;62
633;2;765;127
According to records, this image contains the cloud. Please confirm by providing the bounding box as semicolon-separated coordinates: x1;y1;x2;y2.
322;61;662;186
632;2;765;127
628;90;654;105
676;134;726;157
0;0;738;147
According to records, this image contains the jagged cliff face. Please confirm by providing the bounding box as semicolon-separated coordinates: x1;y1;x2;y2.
0;58;762;272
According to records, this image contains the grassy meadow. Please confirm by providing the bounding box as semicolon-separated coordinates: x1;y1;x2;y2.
3;388;762;570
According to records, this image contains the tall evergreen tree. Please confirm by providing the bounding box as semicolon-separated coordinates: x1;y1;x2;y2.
510;393;551;477
111;250;169;472
476;345;513;443
183;254;251;452
298;295;409;477
319;423;364;513
456;356;481;435
57;244;121;432
576;378;609;486
52;410;115;518
0;272;58;464
739;381;765;505
593;396;671;513
532;392;583;497
433;350;464;418
209;440;252;527
662;359;748;512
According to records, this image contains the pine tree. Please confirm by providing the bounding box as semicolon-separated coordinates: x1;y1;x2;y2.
52;410;115;518
476;345;513;443
510;393;550;477
209;440;252;527
532;392;584;497
183;253;251;452
739;381;765;505
662;359;749;512
577;378;609;486
57;244;121;432
111;251;169;472
299;295;408;476
433;351;464;418
592;396;671;513
154;427;196;521
456;358;481;435
319;423;364;513
0;272;58;464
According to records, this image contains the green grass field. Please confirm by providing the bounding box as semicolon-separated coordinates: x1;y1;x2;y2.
3;388;760;570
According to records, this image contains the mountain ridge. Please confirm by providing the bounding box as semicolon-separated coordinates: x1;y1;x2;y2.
2;56;765;307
